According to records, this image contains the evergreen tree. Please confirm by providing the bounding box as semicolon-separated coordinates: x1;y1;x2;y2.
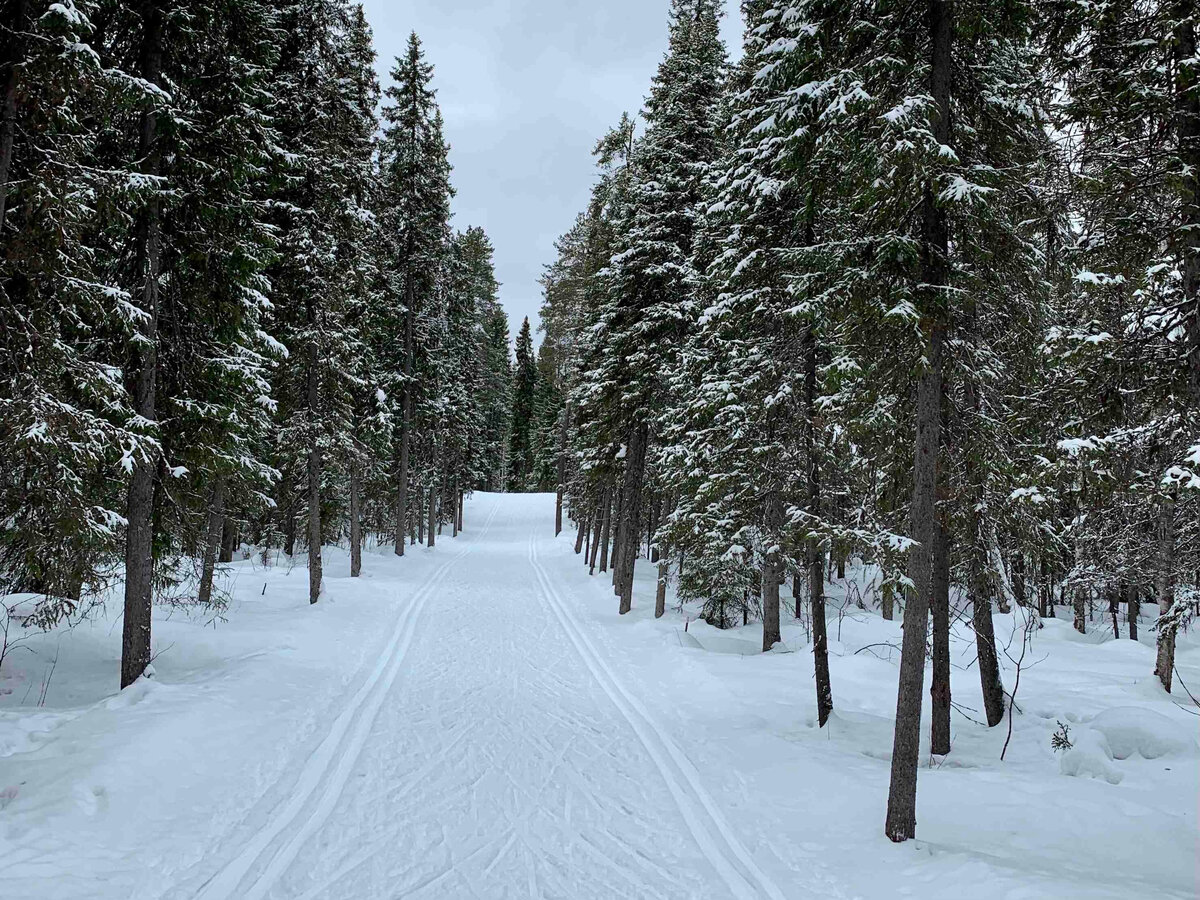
508;316;538;490
377;32;453;553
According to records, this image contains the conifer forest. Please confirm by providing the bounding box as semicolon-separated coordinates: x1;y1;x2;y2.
1;2;1197;898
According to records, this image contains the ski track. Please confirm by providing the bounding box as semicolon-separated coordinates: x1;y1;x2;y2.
526;532;791;900
191;497;503;900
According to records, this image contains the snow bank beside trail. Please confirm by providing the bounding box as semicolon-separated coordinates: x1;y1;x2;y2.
538;516;1200;900
0;539;451;900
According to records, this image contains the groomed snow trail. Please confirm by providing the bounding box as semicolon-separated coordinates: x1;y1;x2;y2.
186;493;796;900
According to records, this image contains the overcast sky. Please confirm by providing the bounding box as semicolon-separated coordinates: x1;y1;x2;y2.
359;0;743;346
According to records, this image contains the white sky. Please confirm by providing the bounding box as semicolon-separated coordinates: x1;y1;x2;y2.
359;1;743;345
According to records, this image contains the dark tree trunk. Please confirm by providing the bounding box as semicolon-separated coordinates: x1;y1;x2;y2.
885;0;952;844
1154;495;1177;692
588;491;605;573
555;403;569;536
282;471;296;556
930;519;951;756
219;516;236;563
600;487;614;574
761;493;783;651
804;326;832;726
574;510;587;554
395;283;414;557
451;477;459;538
197;479;226;609
0;0;27;233
427;484;436;548
306;337;322;605
350;464;362;577
417;488;424;545
971;541;1006;727
617;422;649;615
882;582;895;621
121;0;166;690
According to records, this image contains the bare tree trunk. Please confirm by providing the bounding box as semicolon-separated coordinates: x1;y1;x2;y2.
0;0;27;233
1176;7;1199;405
588;491;605;573
804;326;832;726
885;0;952;844
761;493;783;651
121;0;165;690
306;337;322;605
555;403;569;536
219;516;236;563
350;464;362;577
574;511;587;554
395;284;414;557
618;422;649;615
417;488;424;545
451;477;459;538
282;472;296;556
1072;584;1087;634
930;519;951;756
427;483;436;548
197;479;226;609
1127;582;1139;641
882;581;895;621
599;488;614;574
457;489;464;532
1154;495;1177;692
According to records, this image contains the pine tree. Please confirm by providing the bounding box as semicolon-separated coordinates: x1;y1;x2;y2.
508;316;538;490
377;32;453;553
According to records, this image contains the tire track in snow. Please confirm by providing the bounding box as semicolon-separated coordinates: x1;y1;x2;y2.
526;533;789;900
192;496;503;900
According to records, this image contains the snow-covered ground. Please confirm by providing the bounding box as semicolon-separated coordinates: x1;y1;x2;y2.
1;492;1196;899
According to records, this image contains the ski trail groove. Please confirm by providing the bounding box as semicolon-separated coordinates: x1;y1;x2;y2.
526;533;788;900
193;498;502;900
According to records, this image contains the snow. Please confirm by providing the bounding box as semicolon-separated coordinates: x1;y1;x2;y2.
1;493;1196;899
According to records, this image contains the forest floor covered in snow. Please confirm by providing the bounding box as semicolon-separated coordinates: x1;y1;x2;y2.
0;492;1196;899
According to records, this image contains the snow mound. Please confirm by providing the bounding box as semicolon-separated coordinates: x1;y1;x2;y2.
1087;706;1196;760
1059;729;1123;784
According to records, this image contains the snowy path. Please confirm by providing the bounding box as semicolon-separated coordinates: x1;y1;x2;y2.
177;494;799;900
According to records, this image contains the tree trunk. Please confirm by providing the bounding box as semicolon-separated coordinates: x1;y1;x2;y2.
803;325;832;726
618;422;649;615
810;539;833;727
882;581;895;621
1072;584;1087;634
885;0;952;844
458;489;464;532
1127;582;1139;641
930;519;951;756
588;491;605;573
0;0;27;234
1175;7;1199;405
964;499;1006;729
574;510;587;554
451;477;459;538
219;516;236;563
282;471;296;556
427;483;436;548
306;337;322;605
599;487;614;574
555;402;569;536
761;493;783;651
1154;495;1177;692
395;283;414;557
197;479;226;609
121;0;165;690
350;463;362;577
